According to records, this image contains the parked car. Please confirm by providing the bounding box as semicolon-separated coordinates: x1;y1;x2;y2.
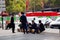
50;18;60;29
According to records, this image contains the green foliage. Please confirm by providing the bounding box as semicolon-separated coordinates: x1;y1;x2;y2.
28;0;57;11
6;0;26;12
28;0;42;11
5;0;60;12
54;0;60;7
44;0;60;8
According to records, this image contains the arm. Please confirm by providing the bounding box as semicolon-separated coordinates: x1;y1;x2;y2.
20;16;22;22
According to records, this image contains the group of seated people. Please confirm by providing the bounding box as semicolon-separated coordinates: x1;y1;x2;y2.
19;20;45;34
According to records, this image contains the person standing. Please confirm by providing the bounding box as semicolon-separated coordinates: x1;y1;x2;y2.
20;12;28;34
10;14;15;33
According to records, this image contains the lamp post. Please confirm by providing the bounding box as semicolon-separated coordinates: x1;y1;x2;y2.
2;15;4;29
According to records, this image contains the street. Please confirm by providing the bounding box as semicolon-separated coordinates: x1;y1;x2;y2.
0;28;60;40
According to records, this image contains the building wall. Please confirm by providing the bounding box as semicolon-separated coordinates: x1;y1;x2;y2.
0;0;6;11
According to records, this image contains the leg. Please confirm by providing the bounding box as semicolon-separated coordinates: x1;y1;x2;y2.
5;25;8;30
12;24;15;33
36;27;38;33
30;27;32;33
39;27;42;32
12;27;15;33
34;27;37;33
25;27;28;34
20;27;22;32
23;27;25;34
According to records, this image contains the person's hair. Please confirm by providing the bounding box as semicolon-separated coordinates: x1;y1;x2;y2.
21;12;24;14
39;20;41;23
29;23;31;25
32;20;34;23
33;18;35;20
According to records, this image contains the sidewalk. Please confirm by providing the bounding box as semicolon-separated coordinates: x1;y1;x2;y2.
0;28;60;40
0;28;23;36
0;28;59;36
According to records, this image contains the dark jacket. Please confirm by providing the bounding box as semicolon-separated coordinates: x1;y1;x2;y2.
31;23;37;29
39;23;45;31
11;17;14;24
20;14;27;28
10;16;15;28
20;15;27;24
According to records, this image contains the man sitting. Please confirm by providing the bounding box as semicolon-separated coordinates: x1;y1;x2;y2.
38;20;45;32
31;20;38;33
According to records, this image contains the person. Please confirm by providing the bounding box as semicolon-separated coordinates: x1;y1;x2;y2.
38;20;45;32
10;14;15;33
18;23;23;32
28;23;32;33
20;12;28;34
31;20;38;33
5;22;11;30
33;18;35;20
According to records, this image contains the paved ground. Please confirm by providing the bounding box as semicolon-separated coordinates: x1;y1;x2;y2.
0;28;60;40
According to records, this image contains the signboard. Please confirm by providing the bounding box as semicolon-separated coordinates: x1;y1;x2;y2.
26;12;60;16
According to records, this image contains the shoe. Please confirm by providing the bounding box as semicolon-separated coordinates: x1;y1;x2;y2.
12;32;15;33
24;32;25;34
